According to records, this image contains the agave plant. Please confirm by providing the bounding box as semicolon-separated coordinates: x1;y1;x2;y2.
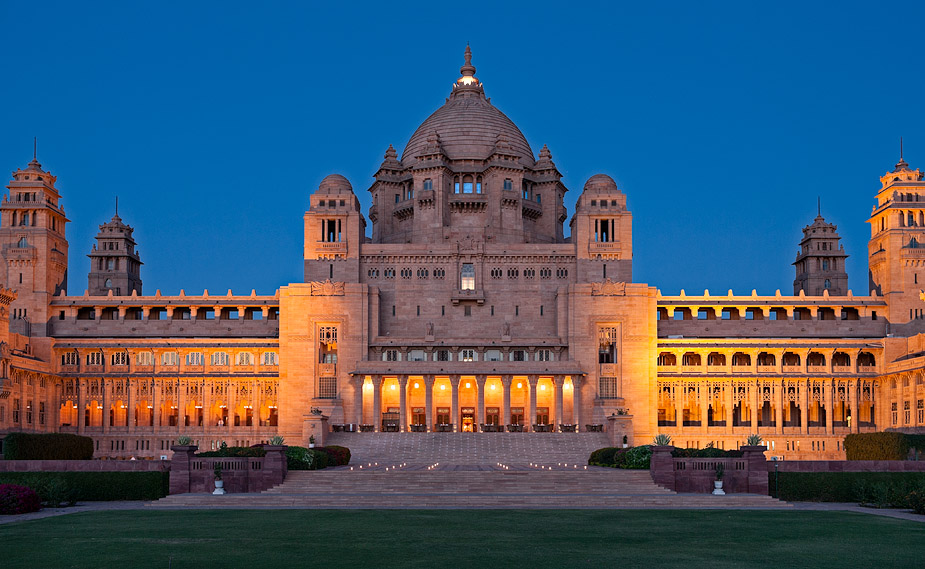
269;435;285;445
652;433;672;446
177;435;193;446
746;433;763;446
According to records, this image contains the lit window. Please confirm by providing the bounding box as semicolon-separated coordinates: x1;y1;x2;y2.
460;349;476;362
461;263;475;290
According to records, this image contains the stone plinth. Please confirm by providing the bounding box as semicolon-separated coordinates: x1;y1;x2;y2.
303;414;330;447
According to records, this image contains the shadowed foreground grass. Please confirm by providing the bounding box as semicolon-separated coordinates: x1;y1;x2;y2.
1;509;923;568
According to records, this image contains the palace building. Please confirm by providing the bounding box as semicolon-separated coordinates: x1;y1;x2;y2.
0;48;924;460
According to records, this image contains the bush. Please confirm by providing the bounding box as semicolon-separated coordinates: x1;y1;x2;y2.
197;446;267;458
623;445;652;469
769;471;925;502
0;484;41;515
286;446;331;470
907;488;925;515
0;472;169;501
2;433;94;460
589;447;618;466
318;446;351;466
844;432;925;460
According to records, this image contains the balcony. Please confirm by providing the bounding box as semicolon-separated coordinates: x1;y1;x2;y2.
451;289;486;305
680;365;701;374
319;363;336;376
731;365;750;374
589;242;619;255
522;200;542;220
599;364;618;376
832;365;852;374
858;365;876;373
807;365;827;374
315;241;347;255
757;365;776;373
782;365;802;373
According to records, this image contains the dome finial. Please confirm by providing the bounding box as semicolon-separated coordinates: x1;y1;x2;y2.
460;44;476;78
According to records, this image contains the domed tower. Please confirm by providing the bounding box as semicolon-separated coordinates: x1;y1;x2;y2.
367;46;568;245
87;206;143;296
570;174;633;282
868;149;925;329
793;213;848;296
0;153;69;337
303;174;366;283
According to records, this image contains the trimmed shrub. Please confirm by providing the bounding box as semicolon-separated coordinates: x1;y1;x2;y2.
671;447;744;458
0;484;41;515
623;445;652;469
0;472;169;501
197;446;267;458
769;471;925;502
2;433;94;460
589;447;619;466
844;432;925;460
318;446;351;466
907;488;925;515
286;446;331;470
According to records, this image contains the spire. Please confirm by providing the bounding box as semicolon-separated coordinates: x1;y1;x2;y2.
26;137;43;171
460;44;476;78
452;44;482;96
894;136;910;172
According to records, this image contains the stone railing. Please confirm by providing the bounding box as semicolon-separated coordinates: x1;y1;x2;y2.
650;445;768;494
169;444;287;494
0;459;168;472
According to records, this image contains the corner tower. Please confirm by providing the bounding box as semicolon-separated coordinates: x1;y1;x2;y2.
868;151;925;329
0;154;69;336
793;214;848;295
87;209;142;296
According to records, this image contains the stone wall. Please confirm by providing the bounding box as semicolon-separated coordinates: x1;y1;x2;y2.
168;444;287;494
0;459;168;472
650;445;769;494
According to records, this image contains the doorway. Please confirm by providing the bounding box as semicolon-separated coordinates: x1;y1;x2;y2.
461;408;475;432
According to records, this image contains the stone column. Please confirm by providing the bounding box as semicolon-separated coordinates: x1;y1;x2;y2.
750;381;759;431
354;376;364;426
398;375;409;432
372;376;382;432
799;379;809;435
126;379;135;432
102;378;110;433
850;380;859;433
528;375;539;431
201;380;211;431
177;379;186;432
825;379;834;434
724;381;734;429
77;379;86;435
774;379;784;434
572;376;582;427
227;381;235;433
153;379;162;430
501;375;512;427
450;375;460;432
476;375;487;430
699;383;708;433
554;376;564;430
424;375;435;432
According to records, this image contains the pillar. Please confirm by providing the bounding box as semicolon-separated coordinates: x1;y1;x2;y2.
572;376;582;427
502;375;512;426
424;375;434;432
153;379;162;430
724;381;733;428
354;376;364;426
398;375;408;432
202;379;211;430
76;379;86;434
800;379;809;435
127;379;135;432
554;376;564;429
750;381;759;430
102;378;110;433
825;379;834;434
450;375;460;432
177;379;186;432
699;383;708;433
528;375;539;431
476;375;486;430
227;381;235;432
372;375;382;432
850;380;859;433
774;379;783;434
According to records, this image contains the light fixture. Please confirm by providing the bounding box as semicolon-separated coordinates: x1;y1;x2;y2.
490;384;496;390
414;382;419;389
540;385;546;391
517;382;523;389
465;382;471;389
390;384;396;390
440;385;446;391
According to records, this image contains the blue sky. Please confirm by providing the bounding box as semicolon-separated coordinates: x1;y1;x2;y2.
1;1;923;296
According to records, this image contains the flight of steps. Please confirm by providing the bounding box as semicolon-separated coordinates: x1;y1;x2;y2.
150;466;789;509
321;432;613;465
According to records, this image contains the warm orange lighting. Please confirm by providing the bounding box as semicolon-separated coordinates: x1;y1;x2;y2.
517;382;523;389
540;385;546;391
390;384;396;390
414;382;419;389
465;382;471;389
440;385;446;391
490;384;496;390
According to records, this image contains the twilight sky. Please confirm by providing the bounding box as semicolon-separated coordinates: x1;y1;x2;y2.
1;1;923;297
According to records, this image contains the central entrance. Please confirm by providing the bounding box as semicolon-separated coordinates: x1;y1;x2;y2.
460;408;475;432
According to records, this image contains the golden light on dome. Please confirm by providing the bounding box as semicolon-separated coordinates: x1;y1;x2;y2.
459;75;477;86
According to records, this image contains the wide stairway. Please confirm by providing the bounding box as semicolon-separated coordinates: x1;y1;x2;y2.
150;433;789;510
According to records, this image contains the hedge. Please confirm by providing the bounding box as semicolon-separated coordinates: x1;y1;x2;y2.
0;472;169;502
2;433;94;460
588;446;651;469
197;446;267;458
286;446;331;470
844;432;925;460
671;447;744;458
769;471;925;504
317;445;351;466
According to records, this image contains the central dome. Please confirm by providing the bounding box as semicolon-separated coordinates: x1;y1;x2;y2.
401;48;534;166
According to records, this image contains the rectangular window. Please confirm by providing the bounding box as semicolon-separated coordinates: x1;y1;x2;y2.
423;179;433;191
384;350;400;362
162;352;179;366
460;349;476;362
485;350;502;362
536;349;553;362
86;352;104;366
318;377;337;399
511;350;526;362
503;179;513;191
262;352;279;366
464;306;471;317
599;377;620;399
39;402;45;425
435;350;451;362
409;350;426;362
461;263;475;290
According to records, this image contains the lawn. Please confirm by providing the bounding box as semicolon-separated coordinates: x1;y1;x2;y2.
1;509;922;568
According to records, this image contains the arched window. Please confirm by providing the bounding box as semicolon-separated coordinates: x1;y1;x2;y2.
824;279;831;289
476;176;482;194
104;278;112;288
460;263;475;290
462;175;474;194
16;237;27;248
107;258;115;270
19;213;28;226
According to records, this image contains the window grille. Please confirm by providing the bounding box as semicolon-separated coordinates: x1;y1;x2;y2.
599;377;621;399
318;377;337;399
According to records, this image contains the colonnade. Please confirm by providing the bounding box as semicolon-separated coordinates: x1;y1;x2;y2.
351;374;583;432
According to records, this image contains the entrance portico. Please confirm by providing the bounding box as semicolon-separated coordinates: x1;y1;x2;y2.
351;366;585;433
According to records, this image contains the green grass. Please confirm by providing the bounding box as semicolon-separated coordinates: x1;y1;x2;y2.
1;509;923;568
